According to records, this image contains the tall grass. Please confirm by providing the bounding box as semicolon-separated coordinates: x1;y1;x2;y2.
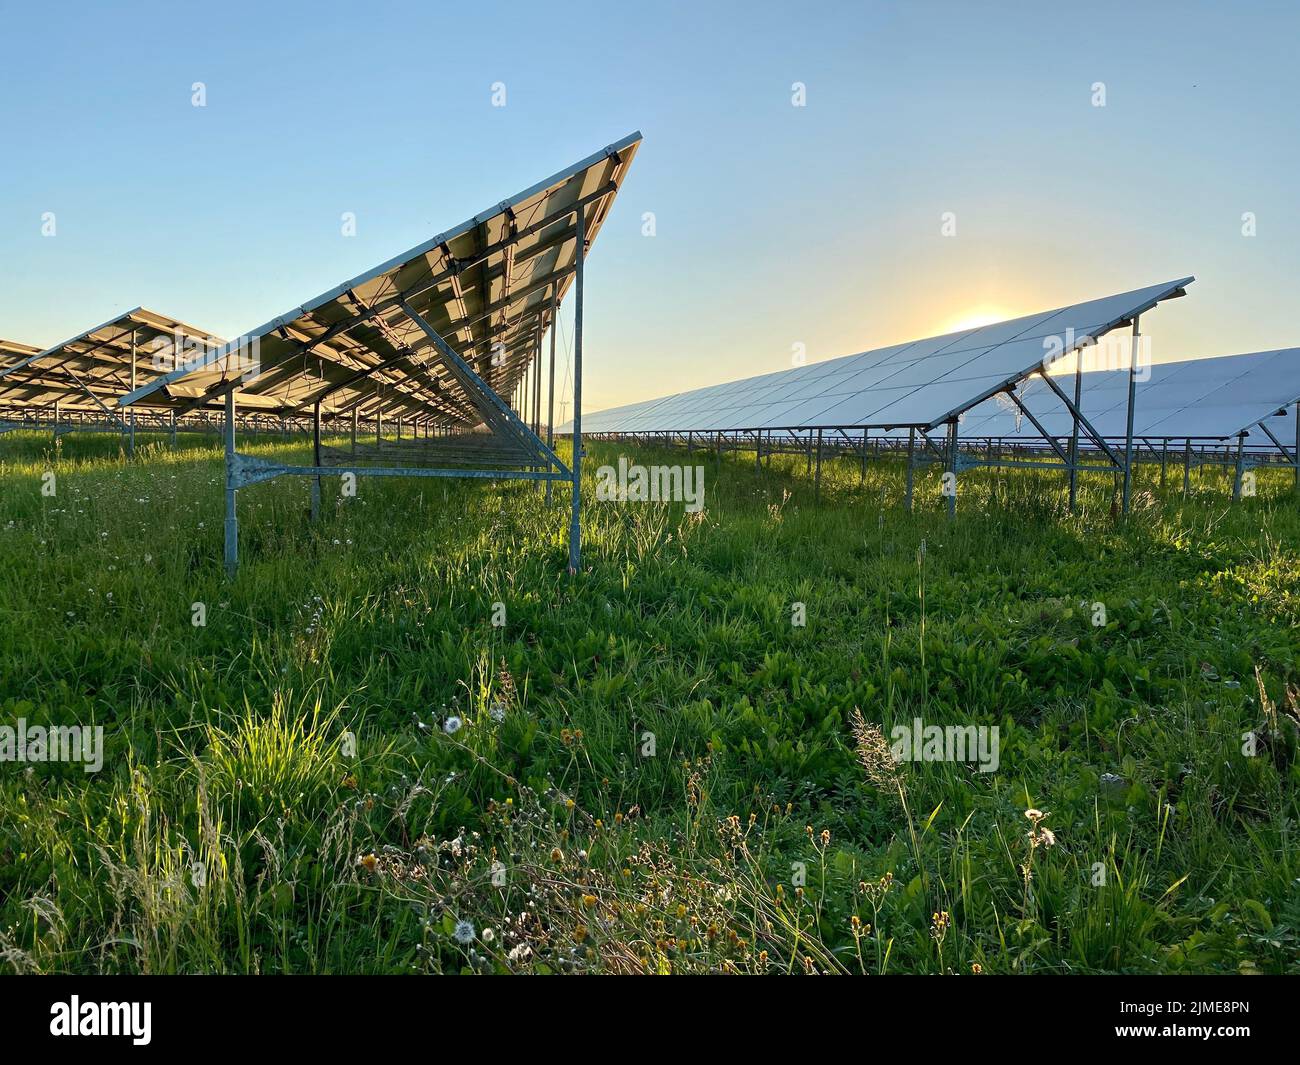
0;429;1296;973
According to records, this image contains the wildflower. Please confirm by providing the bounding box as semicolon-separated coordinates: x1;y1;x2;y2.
1025;808;1057;850
550;847;564;863
453;919;476;944
443;716;462;734
359;853;378;872
481;928;496;944
582;894;597;909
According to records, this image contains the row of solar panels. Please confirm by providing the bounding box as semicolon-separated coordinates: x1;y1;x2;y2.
564;276;1299;445
0;134;643;430
572;345;1300;448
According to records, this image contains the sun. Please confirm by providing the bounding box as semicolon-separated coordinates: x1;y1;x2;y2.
943;306;1009;334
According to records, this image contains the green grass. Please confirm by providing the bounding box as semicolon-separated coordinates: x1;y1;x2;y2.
0;428;1296;974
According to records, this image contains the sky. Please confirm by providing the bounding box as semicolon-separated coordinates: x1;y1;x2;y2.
2;0;1298;415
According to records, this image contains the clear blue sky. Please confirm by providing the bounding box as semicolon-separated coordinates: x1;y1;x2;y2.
2;0;1297;413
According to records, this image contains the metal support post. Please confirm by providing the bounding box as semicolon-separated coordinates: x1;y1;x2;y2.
1232;433;1246;502
905;427;916;512
224;390;238;576
945;418;958;519
814;428;823;500
567;208;585;574
128;330;138;458
1121;317;1141;517
546;295;557;504
311;400;322;521
1067;352;1083;513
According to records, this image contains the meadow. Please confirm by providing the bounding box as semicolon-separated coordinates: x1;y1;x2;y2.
0;428;1296;974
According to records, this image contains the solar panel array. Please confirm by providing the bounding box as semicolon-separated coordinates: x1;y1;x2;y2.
122;133;641;430
959;348;1300;443
0;310;224;414
567;278;1192;435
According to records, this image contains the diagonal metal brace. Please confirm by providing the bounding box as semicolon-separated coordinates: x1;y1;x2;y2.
397;298;570;477
1257;420;1295;464
64;366;129;432
1035;370;1125;469
918;430;948;462
1004;389;1072;467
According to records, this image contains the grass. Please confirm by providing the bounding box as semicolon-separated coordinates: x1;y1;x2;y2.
0;427;1297;974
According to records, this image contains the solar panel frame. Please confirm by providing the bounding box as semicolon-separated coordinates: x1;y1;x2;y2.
119;132;642;431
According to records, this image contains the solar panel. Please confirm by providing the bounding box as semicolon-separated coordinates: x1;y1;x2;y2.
957;348;1300;442
0;338;41;379
120;133;642;430
566;278;1192;434
0;310;224;416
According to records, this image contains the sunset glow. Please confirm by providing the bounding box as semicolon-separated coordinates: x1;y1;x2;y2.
942;308;1013;335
